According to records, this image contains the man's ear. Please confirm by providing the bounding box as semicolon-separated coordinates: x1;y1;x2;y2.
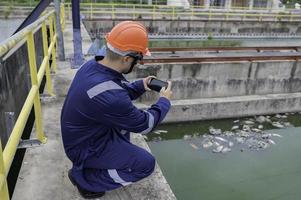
123;56;132;63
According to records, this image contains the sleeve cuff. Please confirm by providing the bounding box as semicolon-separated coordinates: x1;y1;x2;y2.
157;97;171;109
135;79;146;93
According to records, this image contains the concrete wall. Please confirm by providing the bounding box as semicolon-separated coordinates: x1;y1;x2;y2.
82;19;301;40
126;61;301;102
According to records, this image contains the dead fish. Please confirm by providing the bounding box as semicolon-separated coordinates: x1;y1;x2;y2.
231;126;239;130
251;128;262;133
190;143;199;150
213;141;220;146
256;116;266;123
272;122;284;128
209;126;222;135
258;125;264;129
154;131;161;135
183;135;192;140
244;120;255;125
142;135;148;140
214;136;228;143
258;141;269;149
275;114;282;119
262;133;272;139
221;147;231;153
283;122;293;127
203;141;213;148
228;141;234;147
272;133;282;138
233;120;240;123
267;139;276;145
235;137;245;144
156;130;168;134
224;131;235;137
212;145;223;153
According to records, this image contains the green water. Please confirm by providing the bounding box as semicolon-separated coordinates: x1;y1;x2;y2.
147;114;301;200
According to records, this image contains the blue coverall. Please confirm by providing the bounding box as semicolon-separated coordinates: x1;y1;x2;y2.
61;58;170;192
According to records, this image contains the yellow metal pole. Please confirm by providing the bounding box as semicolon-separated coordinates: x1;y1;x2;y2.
112;5;115;19
26;31;47;144
68;3;71;20
152;5;155;20
90;1;92;19
0;142;9;200
49;15;57;73
172;6;175;20
133;5;135;20
60;3;65;31
42;22;54;96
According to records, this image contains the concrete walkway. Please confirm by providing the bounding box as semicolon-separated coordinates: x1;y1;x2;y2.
12;21;176;200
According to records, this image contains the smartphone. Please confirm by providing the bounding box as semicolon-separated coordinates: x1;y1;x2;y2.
148;78;168;92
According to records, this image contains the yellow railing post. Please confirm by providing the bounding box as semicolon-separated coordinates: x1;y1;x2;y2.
152;5;156;20
68;3;71;20
133;5;135;20
112;4;115;19
90;1;93;19
60;3;65;31
191;6;194;19
26;31;47;144
42;22;54;96
289;12;293;22
0;142;9;200
49;15;57;73
172;6;175;20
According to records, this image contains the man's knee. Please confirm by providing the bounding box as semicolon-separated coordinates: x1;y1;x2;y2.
134;150;156;178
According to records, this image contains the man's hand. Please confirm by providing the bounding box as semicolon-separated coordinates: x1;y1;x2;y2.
160;81;172;100
143;76;156;91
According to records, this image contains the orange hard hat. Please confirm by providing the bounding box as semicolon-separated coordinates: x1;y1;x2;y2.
105;21;151;56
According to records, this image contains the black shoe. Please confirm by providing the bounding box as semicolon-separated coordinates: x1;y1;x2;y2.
68;170;105;199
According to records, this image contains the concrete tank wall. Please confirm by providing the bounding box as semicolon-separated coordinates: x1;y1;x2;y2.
82;19;301;40
126;61;301;102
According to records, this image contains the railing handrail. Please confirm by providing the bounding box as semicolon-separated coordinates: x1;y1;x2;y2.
0;4;65;199
0;10;54;58
63;2;301;12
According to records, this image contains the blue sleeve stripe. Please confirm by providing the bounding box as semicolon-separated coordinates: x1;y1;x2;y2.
87;80;124;99
140;112;155;134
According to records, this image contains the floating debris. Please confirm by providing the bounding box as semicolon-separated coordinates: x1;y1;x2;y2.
209;126;222;135
153;130;168;135
231;125;239;130
233;120;240;123
283;122;293;127
271;122;284;128
255;116;266;123
214;136;228;143
190;143;199;150
202;141;213;148
258;125;264;129
244;120;255;125
212;145;223;153
221;147;231;153
272;133;282;138
183;135;192;140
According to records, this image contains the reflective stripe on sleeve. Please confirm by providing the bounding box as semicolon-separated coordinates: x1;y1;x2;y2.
140;112;154;134
87;80;123;99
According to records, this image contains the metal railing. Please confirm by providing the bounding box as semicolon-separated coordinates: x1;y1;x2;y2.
63;2;301;22
0;4;65;199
